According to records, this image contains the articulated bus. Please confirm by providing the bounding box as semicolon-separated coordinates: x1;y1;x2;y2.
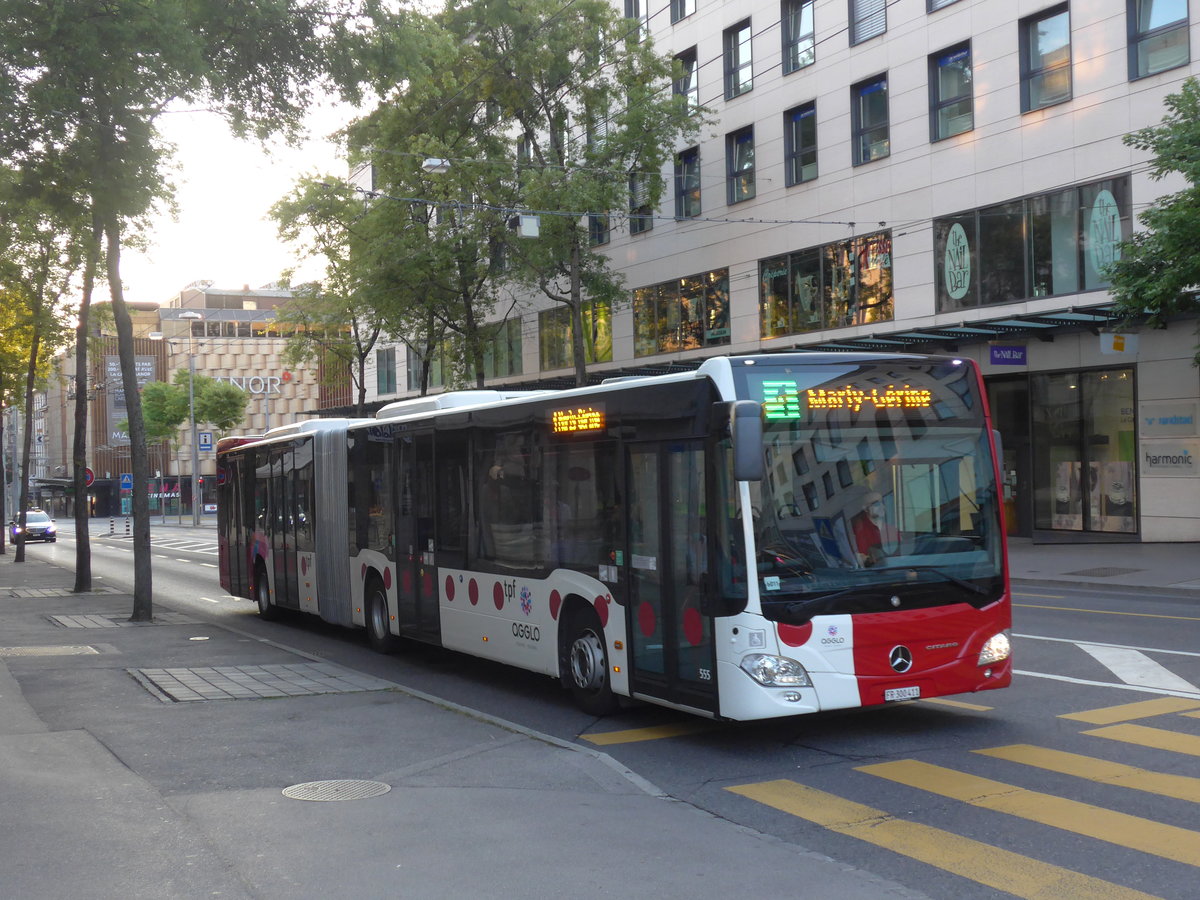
217;353;1011;720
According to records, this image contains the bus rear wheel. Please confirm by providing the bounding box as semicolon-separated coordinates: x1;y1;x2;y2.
255;567;279;621
567;611;619;716
365;577;400;654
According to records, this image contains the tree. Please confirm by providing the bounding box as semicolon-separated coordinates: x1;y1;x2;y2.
1107;77;1200;359
438;0;703;385
0;175;81;563
272;177;388;416
138;371;248;458
0;0;402;618
0;287;40;556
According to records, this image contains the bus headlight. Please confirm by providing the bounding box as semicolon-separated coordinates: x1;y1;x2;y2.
740;654;812;687
977;631;1011;666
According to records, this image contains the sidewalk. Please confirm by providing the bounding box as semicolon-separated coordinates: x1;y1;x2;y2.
0;551;927;900
1007;537;1200;594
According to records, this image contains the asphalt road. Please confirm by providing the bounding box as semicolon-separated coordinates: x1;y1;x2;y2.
31;528;1200;900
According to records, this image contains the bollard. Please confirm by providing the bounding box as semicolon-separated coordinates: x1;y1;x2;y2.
125;517;131;536
109;517;114;535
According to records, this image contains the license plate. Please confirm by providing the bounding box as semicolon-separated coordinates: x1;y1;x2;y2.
885;686;920;701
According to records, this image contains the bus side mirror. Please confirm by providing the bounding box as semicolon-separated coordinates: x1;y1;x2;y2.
731;401;765;482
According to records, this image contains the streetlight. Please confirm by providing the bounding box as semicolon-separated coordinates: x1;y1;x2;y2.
178;310;203;525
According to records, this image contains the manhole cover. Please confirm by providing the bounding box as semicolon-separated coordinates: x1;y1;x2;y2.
1066;567;1143;578
282;780;391;802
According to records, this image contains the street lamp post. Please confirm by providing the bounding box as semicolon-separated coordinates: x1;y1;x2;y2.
178;311;203;525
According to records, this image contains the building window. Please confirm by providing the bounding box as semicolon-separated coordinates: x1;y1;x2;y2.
675;147;701;218
633;269;731;356
759;231;894;337
589;214;610;246
928;0;961;10
784;102;818;186
849;0;886;44
724;20;754;99
405;341;450;391
539;300;612;371
674;47;699;113
629;172;653;234
782;0;815;73
482;319;523;379
624;0;650;40
930;43;973;140
851;76;889;165
1032;368;1136;534
1129;0;1189;79
1021;4;1071;112
934;176;1131;311
726;126;755;204
671;0;695;24
375;347;397;395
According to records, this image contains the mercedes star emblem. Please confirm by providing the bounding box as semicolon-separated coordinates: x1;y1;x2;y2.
889;645;913;673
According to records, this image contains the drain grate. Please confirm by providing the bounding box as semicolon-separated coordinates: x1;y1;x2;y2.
282;780;391;802
1066;567;1144;578
0;645;100;657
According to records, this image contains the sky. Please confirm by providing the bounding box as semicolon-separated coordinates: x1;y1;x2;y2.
118;101;358;305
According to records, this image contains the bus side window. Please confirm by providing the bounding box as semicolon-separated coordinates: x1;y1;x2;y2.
475;429;542;569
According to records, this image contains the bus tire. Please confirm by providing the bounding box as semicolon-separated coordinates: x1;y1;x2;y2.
567;608;619;716
365;575;400;654
254;565;279;621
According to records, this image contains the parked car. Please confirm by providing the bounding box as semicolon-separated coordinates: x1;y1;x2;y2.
9;509;57;543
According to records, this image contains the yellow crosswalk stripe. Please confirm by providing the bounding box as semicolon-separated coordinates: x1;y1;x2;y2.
726;780;1158;900
1060;697;1200;724
1083;723;1200;757
859;760;1200;867
580;721;717;745
920;696;992;711
975;744;1200;803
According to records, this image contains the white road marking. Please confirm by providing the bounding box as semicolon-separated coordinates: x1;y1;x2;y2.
1015;669;1200;699
1078;644;1200;694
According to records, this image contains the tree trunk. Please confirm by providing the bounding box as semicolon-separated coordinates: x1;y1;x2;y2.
15;308;43;564
104;216;154;620
569;239;587;387
72;213;102;592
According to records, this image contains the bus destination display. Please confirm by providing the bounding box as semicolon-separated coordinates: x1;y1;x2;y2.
551;404;606;434
761;379;934;420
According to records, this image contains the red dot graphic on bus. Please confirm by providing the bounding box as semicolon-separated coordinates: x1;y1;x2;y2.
493;582;505;610
422;571;433;596
778;622;813;647
683;608;704;647
445;575;454;601
360;563;367;579
637;602;656;637
548;590;561;620
300;557;308;576
594;595;609;627
383;567;392;590
468;578;479;605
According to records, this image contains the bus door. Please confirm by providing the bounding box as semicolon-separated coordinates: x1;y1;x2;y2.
270;444;299;609
394;429;440;641
626;441;717;714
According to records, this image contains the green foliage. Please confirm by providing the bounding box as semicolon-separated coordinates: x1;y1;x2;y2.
1108;77;1200;358
138;371;249;446
140;380;190;446
341;0;705;386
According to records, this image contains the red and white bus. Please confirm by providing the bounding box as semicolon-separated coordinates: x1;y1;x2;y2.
217;353;1011;720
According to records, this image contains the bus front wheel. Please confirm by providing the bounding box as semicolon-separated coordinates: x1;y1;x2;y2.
365;576;401;654
567;611;619;716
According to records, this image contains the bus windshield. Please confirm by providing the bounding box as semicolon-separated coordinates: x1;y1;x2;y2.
733;359;1004;624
